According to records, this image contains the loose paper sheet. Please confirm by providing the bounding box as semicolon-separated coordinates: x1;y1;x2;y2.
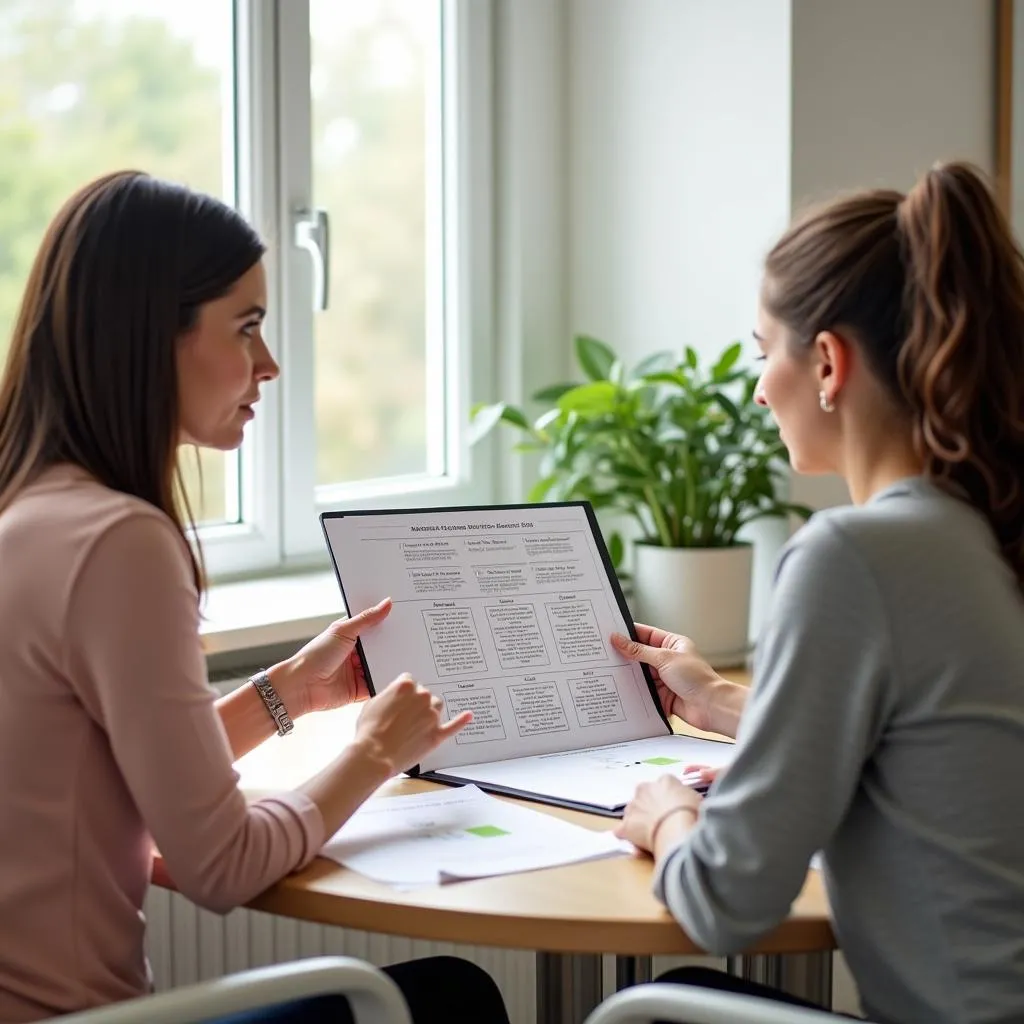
321;785;631;889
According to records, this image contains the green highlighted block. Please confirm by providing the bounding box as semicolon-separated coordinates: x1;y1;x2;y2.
465;824;510;838
642;756;682;766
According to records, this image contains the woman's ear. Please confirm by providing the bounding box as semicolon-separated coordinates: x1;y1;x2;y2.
813;329;852;406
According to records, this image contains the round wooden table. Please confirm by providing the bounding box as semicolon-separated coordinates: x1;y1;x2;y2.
154;674;836;1022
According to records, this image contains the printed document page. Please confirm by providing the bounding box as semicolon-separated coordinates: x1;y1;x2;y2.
320;785;630;888
322;504;668;773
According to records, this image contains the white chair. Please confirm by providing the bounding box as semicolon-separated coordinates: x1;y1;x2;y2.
50;956;412;1024
583;983;853;1024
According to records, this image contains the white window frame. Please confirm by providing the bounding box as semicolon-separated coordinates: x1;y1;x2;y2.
197;0;495;580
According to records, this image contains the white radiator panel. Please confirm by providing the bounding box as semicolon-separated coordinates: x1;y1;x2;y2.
145;887;538;1023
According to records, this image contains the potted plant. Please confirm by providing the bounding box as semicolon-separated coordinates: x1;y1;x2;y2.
470;335;811;666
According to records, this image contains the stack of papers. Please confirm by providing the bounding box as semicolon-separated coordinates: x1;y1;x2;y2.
321;786;631;888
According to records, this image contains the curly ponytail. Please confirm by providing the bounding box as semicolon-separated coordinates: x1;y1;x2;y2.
763;161;1024;590
896;164;1024;588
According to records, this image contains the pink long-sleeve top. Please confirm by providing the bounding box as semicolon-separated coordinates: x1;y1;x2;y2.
0;465;325;1022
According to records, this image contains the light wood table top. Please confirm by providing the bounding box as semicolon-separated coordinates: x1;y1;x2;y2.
154;667;836;956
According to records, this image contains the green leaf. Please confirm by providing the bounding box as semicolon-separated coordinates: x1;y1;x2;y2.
575;334;617;381
467;403;530;445
714;393;740;420
711;370;745;386
534;408;562;433
532;382;577;404
612;463;655;480
642;371;689;388
708;442;745;461
607;531;625;569
500;406;531;430
630;350;676;379
467;402;507;445
685;346;699;370
712;341;743;380
559;469;593;497
656;425;689;444
585;493;619;511
558;380;619;414
527;475;559;502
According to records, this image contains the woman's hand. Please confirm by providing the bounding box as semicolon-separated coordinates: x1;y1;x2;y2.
298;677;473;840
611;625;722;730
683;764;724;787
272;599;393;718
610;625;747;738
354;676;472;775
615;775;701;857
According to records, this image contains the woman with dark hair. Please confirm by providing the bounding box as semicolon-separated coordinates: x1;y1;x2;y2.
0;172;509;1024
614;162;1024;1023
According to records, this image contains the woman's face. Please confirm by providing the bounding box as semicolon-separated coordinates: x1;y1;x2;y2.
753;304;835;475
176;260;279;451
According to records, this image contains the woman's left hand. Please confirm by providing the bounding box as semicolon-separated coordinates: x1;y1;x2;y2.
275;598;393;717
615;775;702;855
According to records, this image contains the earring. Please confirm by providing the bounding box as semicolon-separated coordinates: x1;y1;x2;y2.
819;390;835;413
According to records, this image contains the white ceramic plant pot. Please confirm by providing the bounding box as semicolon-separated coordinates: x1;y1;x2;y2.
631;543;753;668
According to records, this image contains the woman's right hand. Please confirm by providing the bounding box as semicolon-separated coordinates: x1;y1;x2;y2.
353;675;472;775
611;625;742;736
301;676;473;842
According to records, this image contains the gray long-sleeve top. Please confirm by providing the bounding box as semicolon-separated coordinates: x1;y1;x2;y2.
654;477;1024;1024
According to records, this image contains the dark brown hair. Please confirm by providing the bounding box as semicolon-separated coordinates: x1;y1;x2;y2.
763;161;1024;590
0;170;266;592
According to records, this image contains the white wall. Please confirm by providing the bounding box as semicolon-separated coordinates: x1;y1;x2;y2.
791;0;995;202
1013;0;1024;235
787;0;996;511
568;0;792;369
491;0;571;503
568;0;996;409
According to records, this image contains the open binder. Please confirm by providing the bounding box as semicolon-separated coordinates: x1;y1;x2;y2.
320;502;733;817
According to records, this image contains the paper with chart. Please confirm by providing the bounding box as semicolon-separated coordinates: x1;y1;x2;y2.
320;785;631;888
438;734;734;811
321;503;735;807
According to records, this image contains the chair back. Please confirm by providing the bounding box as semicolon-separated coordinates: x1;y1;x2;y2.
582;983;848;1024
51;956;412;1024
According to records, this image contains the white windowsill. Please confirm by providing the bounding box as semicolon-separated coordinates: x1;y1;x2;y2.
200;570;344;656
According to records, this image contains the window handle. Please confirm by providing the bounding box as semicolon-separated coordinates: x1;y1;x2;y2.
294;207;330;311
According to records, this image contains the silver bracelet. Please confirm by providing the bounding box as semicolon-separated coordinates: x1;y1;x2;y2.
249;669;294;737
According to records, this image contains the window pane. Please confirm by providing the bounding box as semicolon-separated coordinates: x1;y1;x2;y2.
311;0;443;487
0;0;236;525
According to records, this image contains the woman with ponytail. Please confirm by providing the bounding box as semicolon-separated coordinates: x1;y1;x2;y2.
612;162;1024;1023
